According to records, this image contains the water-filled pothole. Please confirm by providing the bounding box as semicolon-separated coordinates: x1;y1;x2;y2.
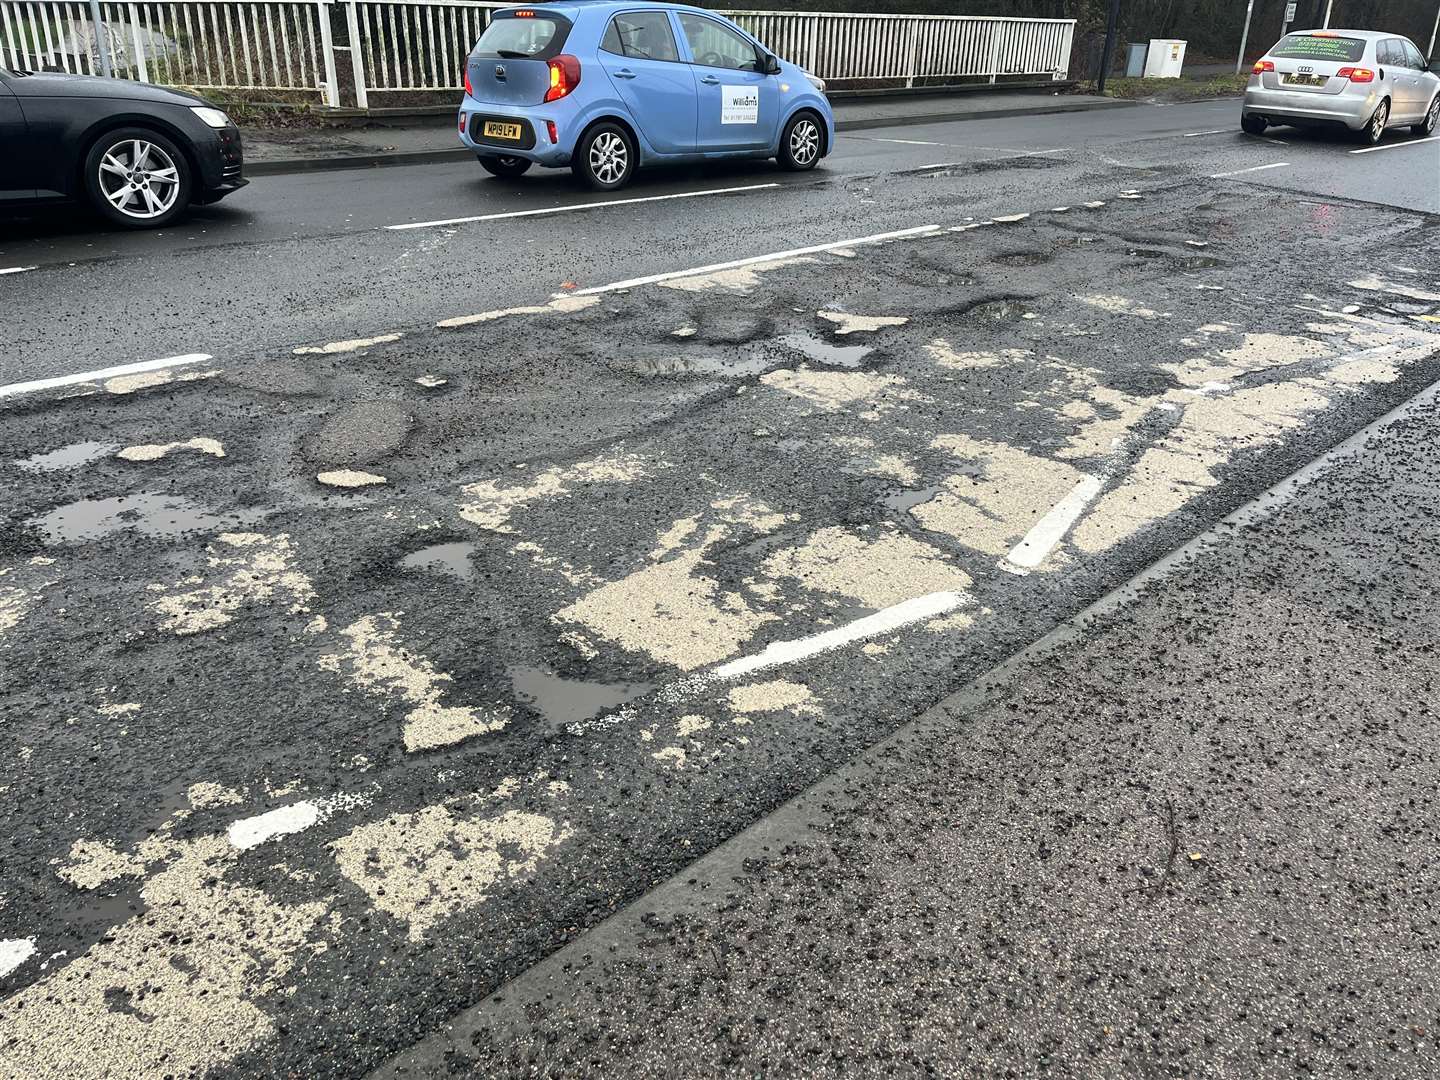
882;485;943;513
27;494;256;544
399;541;479;580
992;251;1053;267
508;665;653;728
13;441;119;473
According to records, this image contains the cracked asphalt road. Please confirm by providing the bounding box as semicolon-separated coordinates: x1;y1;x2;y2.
1;100;1438;1079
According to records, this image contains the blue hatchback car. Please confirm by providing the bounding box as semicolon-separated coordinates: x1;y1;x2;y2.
458;1;835;190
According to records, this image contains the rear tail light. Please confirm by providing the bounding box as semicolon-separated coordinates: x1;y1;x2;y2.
1337;67;1374;83
459;112;467;133
1252;60;1274;74
546;120;558;144
544;54;581;102
464;67;474;96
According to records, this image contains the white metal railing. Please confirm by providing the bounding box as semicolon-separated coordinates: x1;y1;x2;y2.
0;0;338;100
0;1;1074;109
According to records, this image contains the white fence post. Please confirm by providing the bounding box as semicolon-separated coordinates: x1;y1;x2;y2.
345;0;367;108
317;0;340;106
126;2;147;81
904;19;917;88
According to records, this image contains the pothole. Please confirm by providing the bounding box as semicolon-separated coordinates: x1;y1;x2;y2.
992;251;1053;267
508;664;653;728
26;494;258;544
399;541;479;581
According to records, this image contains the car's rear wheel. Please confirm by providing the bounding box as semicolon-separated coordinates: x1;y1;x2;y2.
83;127;192;229
778;112;822;170
478;154;532;178
1240;113;1267;135
1414;94;1439;137
572;123;634;191
1360;99;1390;145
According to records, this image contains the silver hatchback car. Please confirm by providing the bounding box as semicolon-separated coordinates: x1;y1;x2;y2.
1242;29;1439;144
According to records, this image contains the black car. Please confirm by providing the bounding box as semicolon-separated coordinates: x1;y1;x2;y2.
0;65;246;229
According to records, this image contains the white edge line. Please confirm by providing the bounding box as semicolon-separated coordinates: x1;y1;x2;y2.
1003;475;1105;571
1350;136;1440;155
0;265;38;275
711;591;965;681
1209;161;1289;177
0;353;213;400
1182;129;1228;137
575;224;941;295
386;183;781;230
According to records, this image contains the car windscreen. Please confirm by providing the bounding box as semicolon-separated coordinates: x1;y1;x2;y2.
471;13;571;60
1269;34;1367;62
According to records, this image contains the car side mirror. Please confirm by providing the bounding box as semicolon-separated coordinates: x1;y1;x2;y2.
764;53;781;75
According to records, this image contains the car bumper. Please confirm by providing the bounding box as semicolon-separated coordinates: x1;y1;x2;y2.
457;104;571;167
194;123;247;199
1242;86;1377;130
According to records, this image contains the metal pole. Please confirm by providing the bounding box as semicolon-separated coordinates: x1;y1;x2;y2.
1097;0;1121;93
1236;0;1255;73
87;0;113;77
1322;0;1333;28
1428;1;1438;58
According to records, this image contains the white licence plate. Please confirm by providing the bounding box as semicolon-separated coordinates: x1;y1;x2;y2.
483;120;523;140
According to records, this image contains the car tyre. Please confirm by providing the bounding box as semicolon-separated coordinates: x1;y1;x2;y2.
572;122;634;191
83;126;193;229
478;154;533;178
778;111;823;170
1360;99;1389;145
1414;94;1439;137
1240;113;1267;135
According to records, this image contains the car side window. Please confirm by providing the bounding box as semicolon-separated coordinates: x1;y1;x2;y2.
1401;40;1425;69
677;13;759;72
601;12;680;63
1381;40;1404;67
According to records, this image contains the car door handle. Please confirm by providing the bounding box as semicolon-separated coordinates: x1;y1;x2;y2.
699;75;720;85
614;68;637;79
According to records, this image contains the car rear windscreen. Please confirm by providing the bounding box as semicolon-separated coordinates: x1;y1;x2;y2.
472;13;571;60
1269;34;1366;62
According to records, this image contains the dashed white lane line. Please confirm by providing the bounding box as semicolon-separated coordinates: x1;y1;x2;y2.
227;801;322;850
385;183;780;231
0;353;213;401
870;137;946;146
0;265;37;275
1210;161;1289;177
1350;136;1440;155
573;224;941;295
1183;129;1229;137
1002;475;1105;574
710;591;966;681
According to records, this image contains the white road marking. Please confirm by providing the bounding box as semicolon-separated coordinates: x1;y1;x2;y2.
293;333;402;355
0;938;36;978
227;802;321;850
0;353;213;401
0;265;37;275
1002;475;1105;573
1210;162;1289;177
573;225;941;295
918;162;963;170
1183;129;1228;137
710;592;967;681
386;183;780;231
1350;136;1440;155
872;137;945;146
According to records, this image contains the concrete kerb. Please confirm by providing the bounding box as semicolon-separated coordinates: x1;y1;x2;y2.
244;97;1139;177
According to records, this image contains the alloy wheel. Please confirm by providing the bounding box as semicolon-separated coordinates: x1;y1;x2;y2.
1370;102;1388;141
98;139;181;220
1428;97;1439;134
589;132;628;186
790;119;820;166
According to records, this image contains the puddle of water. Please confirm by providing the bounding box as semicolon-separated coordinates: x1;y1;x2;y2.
882;485;943;513
13;441;119;473
772;332;872;368
26;494;254;544
399;541;478;580
508;665;652;728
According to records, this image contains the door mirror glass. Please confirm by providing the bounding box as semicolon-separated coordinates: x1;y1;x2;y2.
765;53;782;75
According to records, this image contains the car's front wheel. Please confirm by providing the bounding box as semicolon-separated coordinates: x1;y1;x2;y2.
83;127;192;229
572;123;634;191
1414;94;1439;137
778;112;823;170
1240;113;1267;135
1360;99;1390;145
478;154;532;178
